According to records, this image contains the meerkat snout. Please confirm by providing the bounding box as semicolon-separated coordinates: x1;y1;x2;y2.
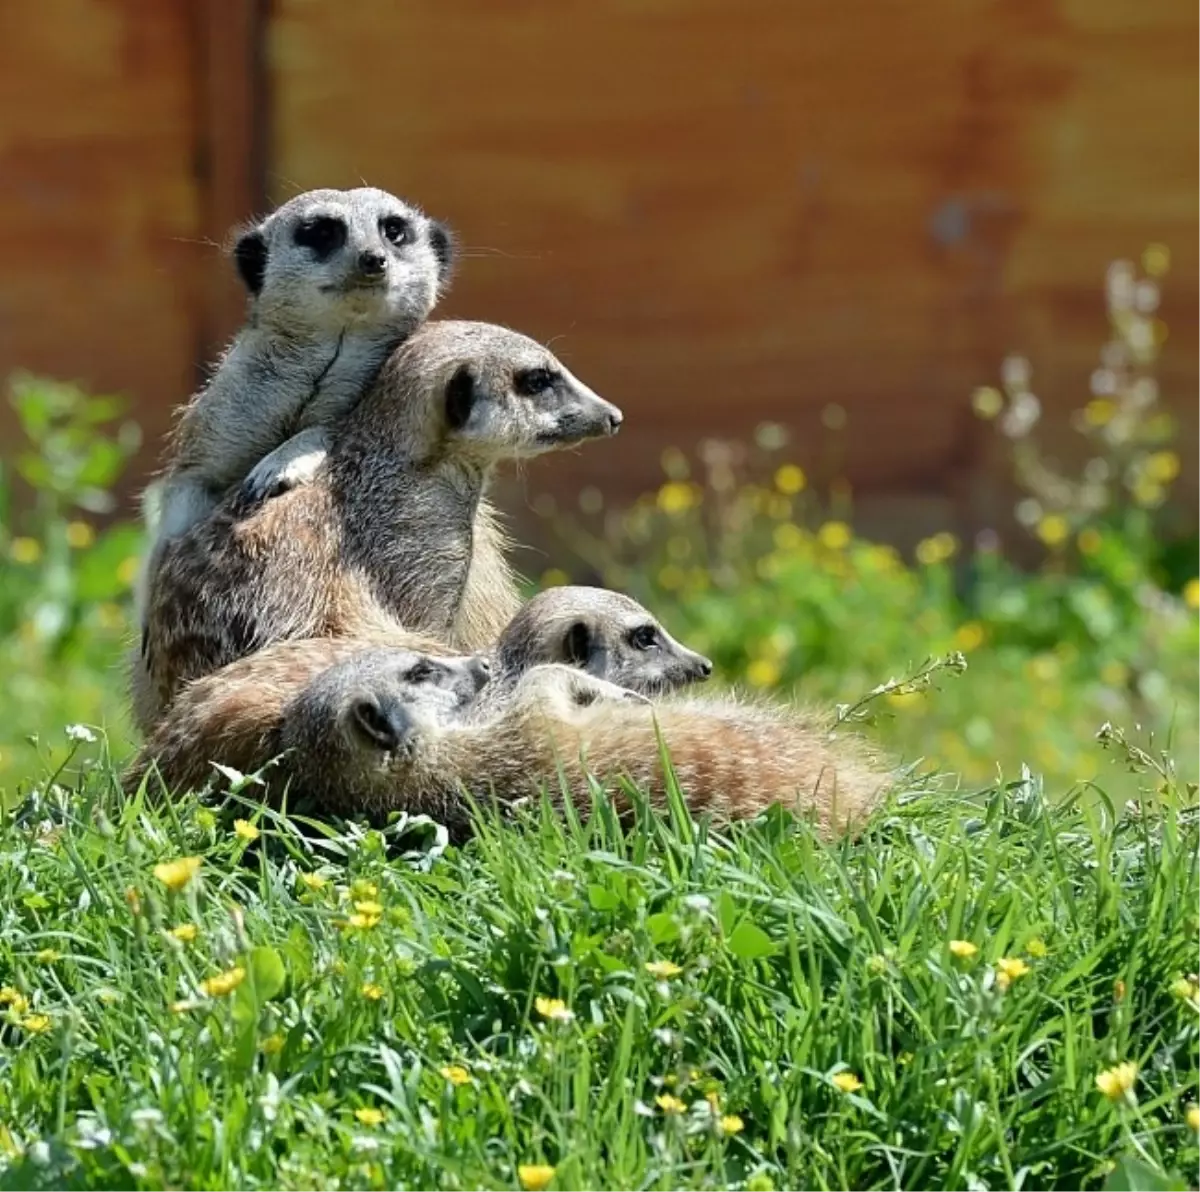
356;248;387;279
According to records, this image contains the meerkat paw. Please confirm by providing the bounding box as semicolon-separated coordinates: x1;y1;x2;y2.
239;427;331;507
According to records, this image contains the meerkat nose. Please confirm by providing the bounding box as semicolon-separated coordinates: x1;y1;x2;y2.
358;249;386;276
605;407;624;435
697;656;714;678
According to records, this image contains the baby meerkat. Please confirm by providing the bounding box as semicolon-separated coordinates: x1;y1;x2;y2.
136;187;454;628
489;585;712;698
136;320;623;731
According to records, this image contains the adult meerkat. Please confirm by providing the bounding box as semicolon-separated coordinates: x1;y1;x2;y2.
134;321;623;732
135;187;454;627
128;641;891;842
485;585;712;704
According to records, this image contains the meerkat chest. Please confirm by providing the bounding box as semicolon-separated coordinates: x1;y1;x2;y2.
292;330;398;429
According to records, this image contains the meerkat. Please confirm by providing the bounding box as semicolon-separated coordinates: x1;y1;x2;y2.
134;320;624;733
129;642;891;842
134;187;454;628
482;585;712;709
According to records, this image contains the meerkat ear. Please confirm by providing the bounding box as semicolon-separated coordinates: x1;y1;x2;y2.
349;694;411;753
444;364;482;431
563;621;592;666
233;228;268;295
427;219;456;287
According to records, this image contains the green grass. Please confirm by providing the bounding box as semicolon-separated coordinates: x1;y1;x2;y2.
1;736;1196;1191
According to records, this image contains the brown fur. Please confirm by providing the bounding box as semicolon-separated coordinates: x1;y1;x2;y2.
133;321;622;734
127;643;892;842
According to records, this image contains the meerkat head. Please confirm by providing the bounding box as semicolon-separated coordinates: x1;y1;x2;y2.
230;187;455;334
369;321;623;464
497;586;713;695
279;647;490;778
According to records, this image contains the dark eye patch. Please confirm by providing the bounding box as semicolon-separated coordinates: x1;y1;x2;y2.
293;215;347;258
513;367;558;397
404;659;438;684
381;215;412;245
629;625;659;651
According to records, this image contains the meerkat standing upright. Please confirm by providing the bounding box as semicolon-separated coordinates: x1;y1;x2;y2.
134;187;454;627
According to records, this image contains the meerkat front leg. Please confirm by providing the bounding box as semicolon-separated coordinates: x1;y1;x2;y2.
239;426;332;506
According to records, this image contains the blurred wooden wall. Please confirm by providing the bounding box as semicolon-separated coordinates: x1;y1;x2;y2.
1;0;1196;548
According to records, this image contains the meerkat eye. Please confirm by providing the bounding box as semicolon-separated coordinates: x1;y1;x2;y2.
293;215;346;258
404;659;438;684
513;367;558;397
381;215;412;246
629;625;659;651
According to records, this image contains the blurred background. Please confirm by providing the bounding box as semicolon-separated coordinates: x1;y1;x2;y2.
0;0;1196;796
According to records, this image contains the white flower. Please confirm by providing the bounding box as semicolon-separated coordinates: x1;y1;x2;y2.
66;724;97;744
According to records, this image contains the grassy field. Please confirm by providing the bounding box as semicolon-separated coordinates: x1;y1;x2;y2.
0;729;1197;1190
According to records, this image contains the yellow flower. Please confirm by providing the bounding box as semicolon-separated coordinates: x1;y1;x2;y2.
1144;451;1179;484
1077;528;1103;556
233;819;259;842
1132;478;1164;508
439;1064;472;1086
645;960;683;979
1026;937;1048;959
35;948;61;964
261;1033;285;1055
64;521;95;549
169;924;198;943
995;956;1031;990
353;899;383;917
719;1114;745;1135
915;533;957;566
774;464;806;495
200;965;246;998
1083;398;1116;427
116;556;140;587
354;1107;385;1127
350;879;378;900
361;982;385;1001
540;568;570;588
818;521;851;551
1186;1105;1199;1132
745;658;782;689
1184;579;1200;611
953;622;985;652
10;537;42;564
1170;977;1198;1003
657;482;696;515
345;912;381;930
1036;515;1069;549
1142;243;1170;277
948;940;978;959
656;1094;686;1114
153;856;201;892
0;987;29;1013
299;872;328;891
534;996;574;1023
20;1014;52;1033
518;1164;556;1191
1095;1061;1137;1101
831;1071;863;1094
971;386;1004;419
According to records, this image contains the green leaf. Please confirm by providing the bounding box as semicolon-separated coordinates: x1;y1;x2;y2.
249;945;286;1003
717;891;738;936
1103;1156;1187;1192
588;884;620;912
646;912;680;944
727;920;777;961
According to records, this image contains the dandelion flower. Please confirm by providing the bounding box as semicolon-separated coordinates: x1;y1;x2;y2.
644;960;683;979
153;856;201;892
354;1107;385;1127
995;956;1031;989
719;1114;745;1135
818;521;851;551
949;940;978;959
1186;1105;1199;1132
1170;977;1198;1003
261;1033;285;1055
774;464;806;495
350;879;378;900
1095;1062;1137;1102
346;912;381;930
656;1094;686;1114
10;537;42;564
35;948;61;964
168;924;198;943
200;965;246;998
1036;515;1070;549
298;872;328;891
361;982;385;1001
831;1071;863;1094
439;1064;472;1086
20;1013;52;1033
1182;579;1200;611
353;899;384;917
534;996;574;1023
518;1164;556;1191
1027;937;1048;958
233;819;259;842
657;481;696;515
